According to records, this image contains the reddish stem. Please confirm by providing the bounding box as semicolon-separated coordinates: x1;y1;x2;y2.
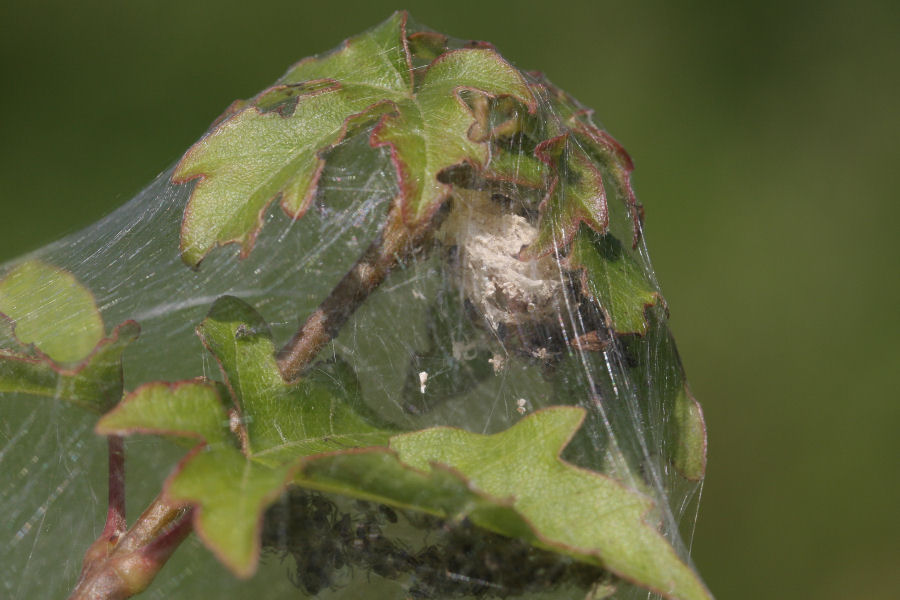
70;494;190;600
106;436;127;540
80;437;127;573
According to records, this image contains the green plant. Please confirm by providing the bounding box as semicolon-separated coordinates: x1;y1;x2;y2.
0;12;709;600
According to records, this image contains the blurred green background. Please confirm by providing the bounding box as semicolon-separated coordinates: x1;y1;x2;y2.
1;1;897;598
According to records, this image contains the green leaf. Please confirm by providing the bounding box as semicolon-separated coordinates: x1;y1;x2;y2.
521;133;609;258
168;445;293;575
97;380;232;446
195;296;394;462
98;296;395;574
611;306;707;482
568;229;662;335
671;386;708;481
624;309;707;481
406;31;448;62
0;260;139;413
173;83;392;266
280;11;412;91
0;315;28;353
574;124;643;247
372;46;534;222
0;321;139;413
0;260;104;364
297;450;538;540
0;321;140;413
296;408;712;600
96;378;280;574
174;11;534;266
484;144;547;188
391;408;711;600
527;75;642;246
480;77;644;253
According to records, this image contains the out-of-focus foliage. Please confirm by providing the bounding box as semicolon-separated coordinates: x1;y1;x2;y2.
0;260;138;412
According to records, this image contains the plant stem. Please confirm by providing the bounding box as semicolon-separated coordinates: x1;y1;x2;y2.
107;436;127;537
277;213;431;381
70;493;191;600
79;437;127;572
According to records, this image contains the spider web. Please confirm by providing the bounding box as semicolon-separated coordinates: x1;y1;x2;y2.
0;21;706;600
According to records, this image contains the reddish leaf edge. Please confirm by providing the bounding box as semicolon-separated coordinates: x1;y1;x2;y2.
575;123;644;249
134;403;707;600
566;250;666;338
357;45;538;231
407;30;448;60
492;76;644;254
387;406;711;600
161;444;284;578
172;11;416;269
173;79;349;268
284;11;414;97
173;16;536;268
0;313;30;355
0;319;140;377
518;132;610;261
94;378;226;440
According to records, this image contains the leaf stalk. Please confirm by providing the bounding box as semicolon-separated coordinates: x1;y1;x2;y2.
70;492;191;600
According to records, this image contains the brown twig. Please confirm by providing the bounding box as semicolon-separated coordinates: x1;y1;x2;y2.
277;213;432;381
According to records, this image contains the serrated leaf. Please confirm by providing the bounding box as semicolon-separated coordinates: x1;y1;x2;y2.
0;260;104;364
174;11;534;266
170;445;293;576
195;296;394;461
297;408;711;600
574;124;643;247
568;229;662;335
95;378;285;574
372;47;534;223
521;133;609;258
98;296;395;574
526;76;641;245
173;85;394;266
281;12;412;91
0;261;138;412
97;380;232;446
0;320;139;412
480;77;644;253
389;408;711;600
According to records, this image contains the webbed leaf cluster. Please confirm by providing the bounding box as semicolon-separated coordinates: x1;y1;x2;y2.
0;11;711;600
99;296;711;599
174;12;534;267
